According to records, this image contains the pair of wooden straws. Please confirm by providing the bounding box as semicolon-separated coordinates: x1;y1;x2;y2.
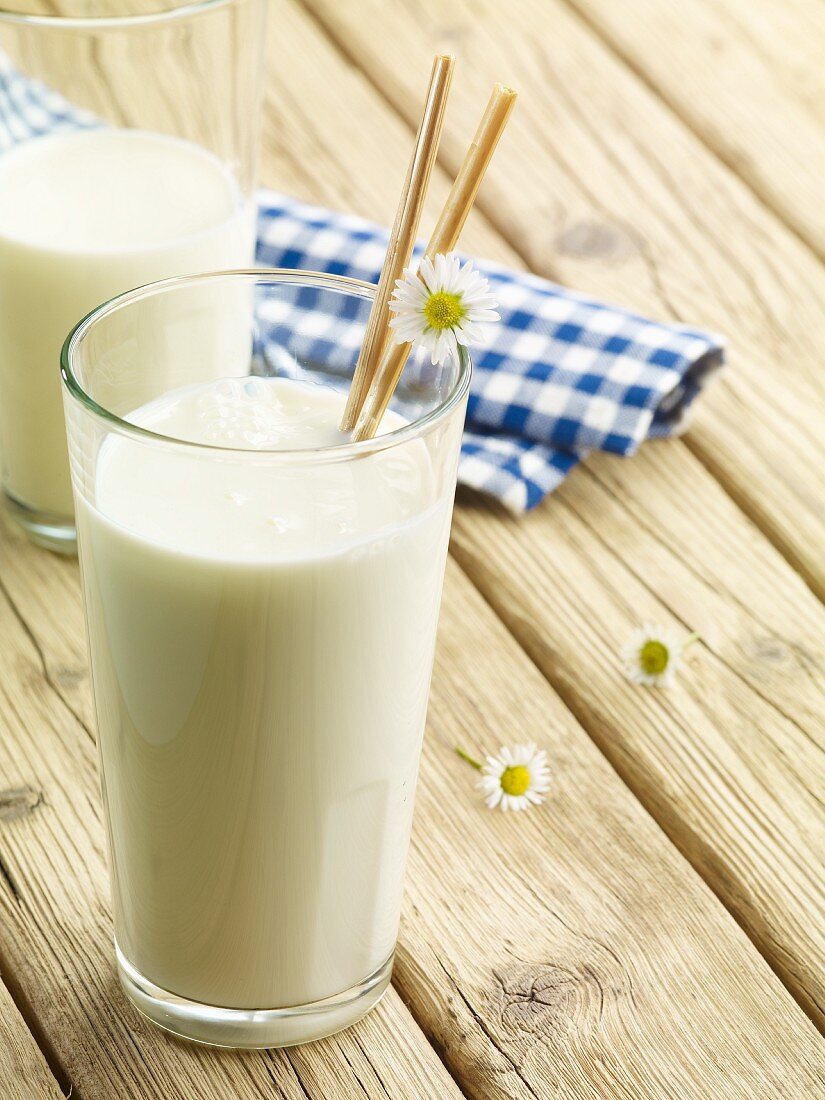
341;55;516;441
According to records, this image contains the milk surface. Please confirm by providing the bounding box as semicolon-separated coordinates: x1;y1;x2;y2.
76;378;453;1009
0;129;253;517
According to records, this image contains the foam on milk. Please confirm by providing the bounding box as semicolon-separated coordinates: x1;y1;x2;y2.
98;377;433;559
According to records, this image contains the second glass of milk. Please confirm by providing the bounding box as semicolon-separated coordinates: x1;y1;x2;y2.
62;270;470;1048
0;0;267;552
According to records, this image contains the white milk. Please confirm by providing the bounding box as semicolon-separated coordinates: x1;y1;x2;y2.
0;129;254;518
75;377;454;1011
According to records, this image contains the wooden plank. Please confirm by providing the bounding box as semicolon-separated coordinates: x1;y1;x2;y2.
301;0;825;600
1;8;823;1081
3;0;822;1060
563;0;825;258
266;0;825;1028
0;976;64;1099
414;569;825;1096
448;445;825;1027
1;522;823;1097
1;5;822;1095
0;548;463;1099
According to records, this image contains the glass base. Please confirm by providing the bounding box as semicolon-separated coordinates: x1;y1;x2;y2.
4;491;76;555
116;942;394;1049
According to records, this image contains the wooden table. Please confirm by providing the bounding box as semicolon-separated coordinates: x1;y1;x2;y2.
2;1;824;1096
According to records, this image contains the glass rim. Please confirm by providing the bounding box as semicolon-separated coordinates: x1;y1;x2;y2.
0;0;236;30
61;268;472;464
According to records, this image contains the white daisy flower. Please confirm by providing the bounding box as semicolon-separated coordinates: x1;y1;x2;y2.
388;251;499;367
457;743;550;812
621;623;699;687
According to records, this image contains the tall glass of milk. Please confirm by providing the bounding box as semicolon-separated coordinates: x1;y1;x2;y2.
62;270;470;1048
0;0;267;552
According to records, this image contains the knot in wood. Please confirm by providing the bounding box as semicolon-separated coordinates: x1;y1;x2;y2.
554;220;637;261
752;636;792;665
495;963;604;1039
0;786;43;822
56;666;86;688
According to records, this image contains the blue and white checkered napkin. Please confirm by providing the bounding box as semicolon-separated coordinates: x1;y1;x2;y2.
256;196;724;510
1;57;724;512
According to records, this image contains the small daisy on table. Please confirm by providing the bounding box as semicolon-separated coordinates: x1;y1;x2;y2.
456;743;550;812
388;251;499;366
621;623;699;688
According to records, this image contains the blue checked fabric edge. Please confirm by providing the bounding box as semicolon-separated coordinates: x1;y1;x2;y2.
1;57;725;513
256;194;724;510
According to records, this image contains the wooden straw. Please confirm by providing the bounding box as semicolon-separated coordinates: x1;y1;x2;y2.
340;54;455;432
351;83;517;442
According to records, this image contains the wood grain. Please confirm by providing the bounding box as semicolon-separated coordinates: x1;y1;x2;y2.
265;0;825;1030
302;0;825;600
0;527;464;1097
412;566;825;1097
0;2;822;1095
449;448;825;1025
0;977;64;1099
563;0;825;258
1;513;823;1097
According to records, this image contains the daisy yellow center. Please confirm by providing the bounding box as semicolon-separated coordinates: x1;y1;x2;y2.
424;290;465;331
640;640;669;675
500;765;530;797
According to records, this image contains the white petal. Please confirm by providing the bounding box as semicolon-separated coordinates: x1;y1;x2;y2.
418;329;439;353
460;277;488;300
387;302;411;318
447;253;463;288
452;261;474;293
433;329;454;366
387;305;419;322
392;289;427;311
391;288;424;309
390;311;425;331
440;253;459;288
419;256;437;291
454;323;484;346
485;787;503;809
432;253;448;288
463;286;498;303
388;310;421;328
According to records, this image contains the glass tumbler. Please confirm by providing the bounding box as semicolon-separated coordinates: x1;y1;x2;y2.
0;0;267;552
61;270;470;1047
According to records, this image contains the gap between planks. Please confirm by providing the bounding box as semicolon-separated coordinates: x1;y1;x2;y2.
291;0;825;1029
0;535;469;1100
554;0;825;265
297;0;825;605
2;538;822;1098
1;6;822;1091
0;951;73;1099
447;490;825;1034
